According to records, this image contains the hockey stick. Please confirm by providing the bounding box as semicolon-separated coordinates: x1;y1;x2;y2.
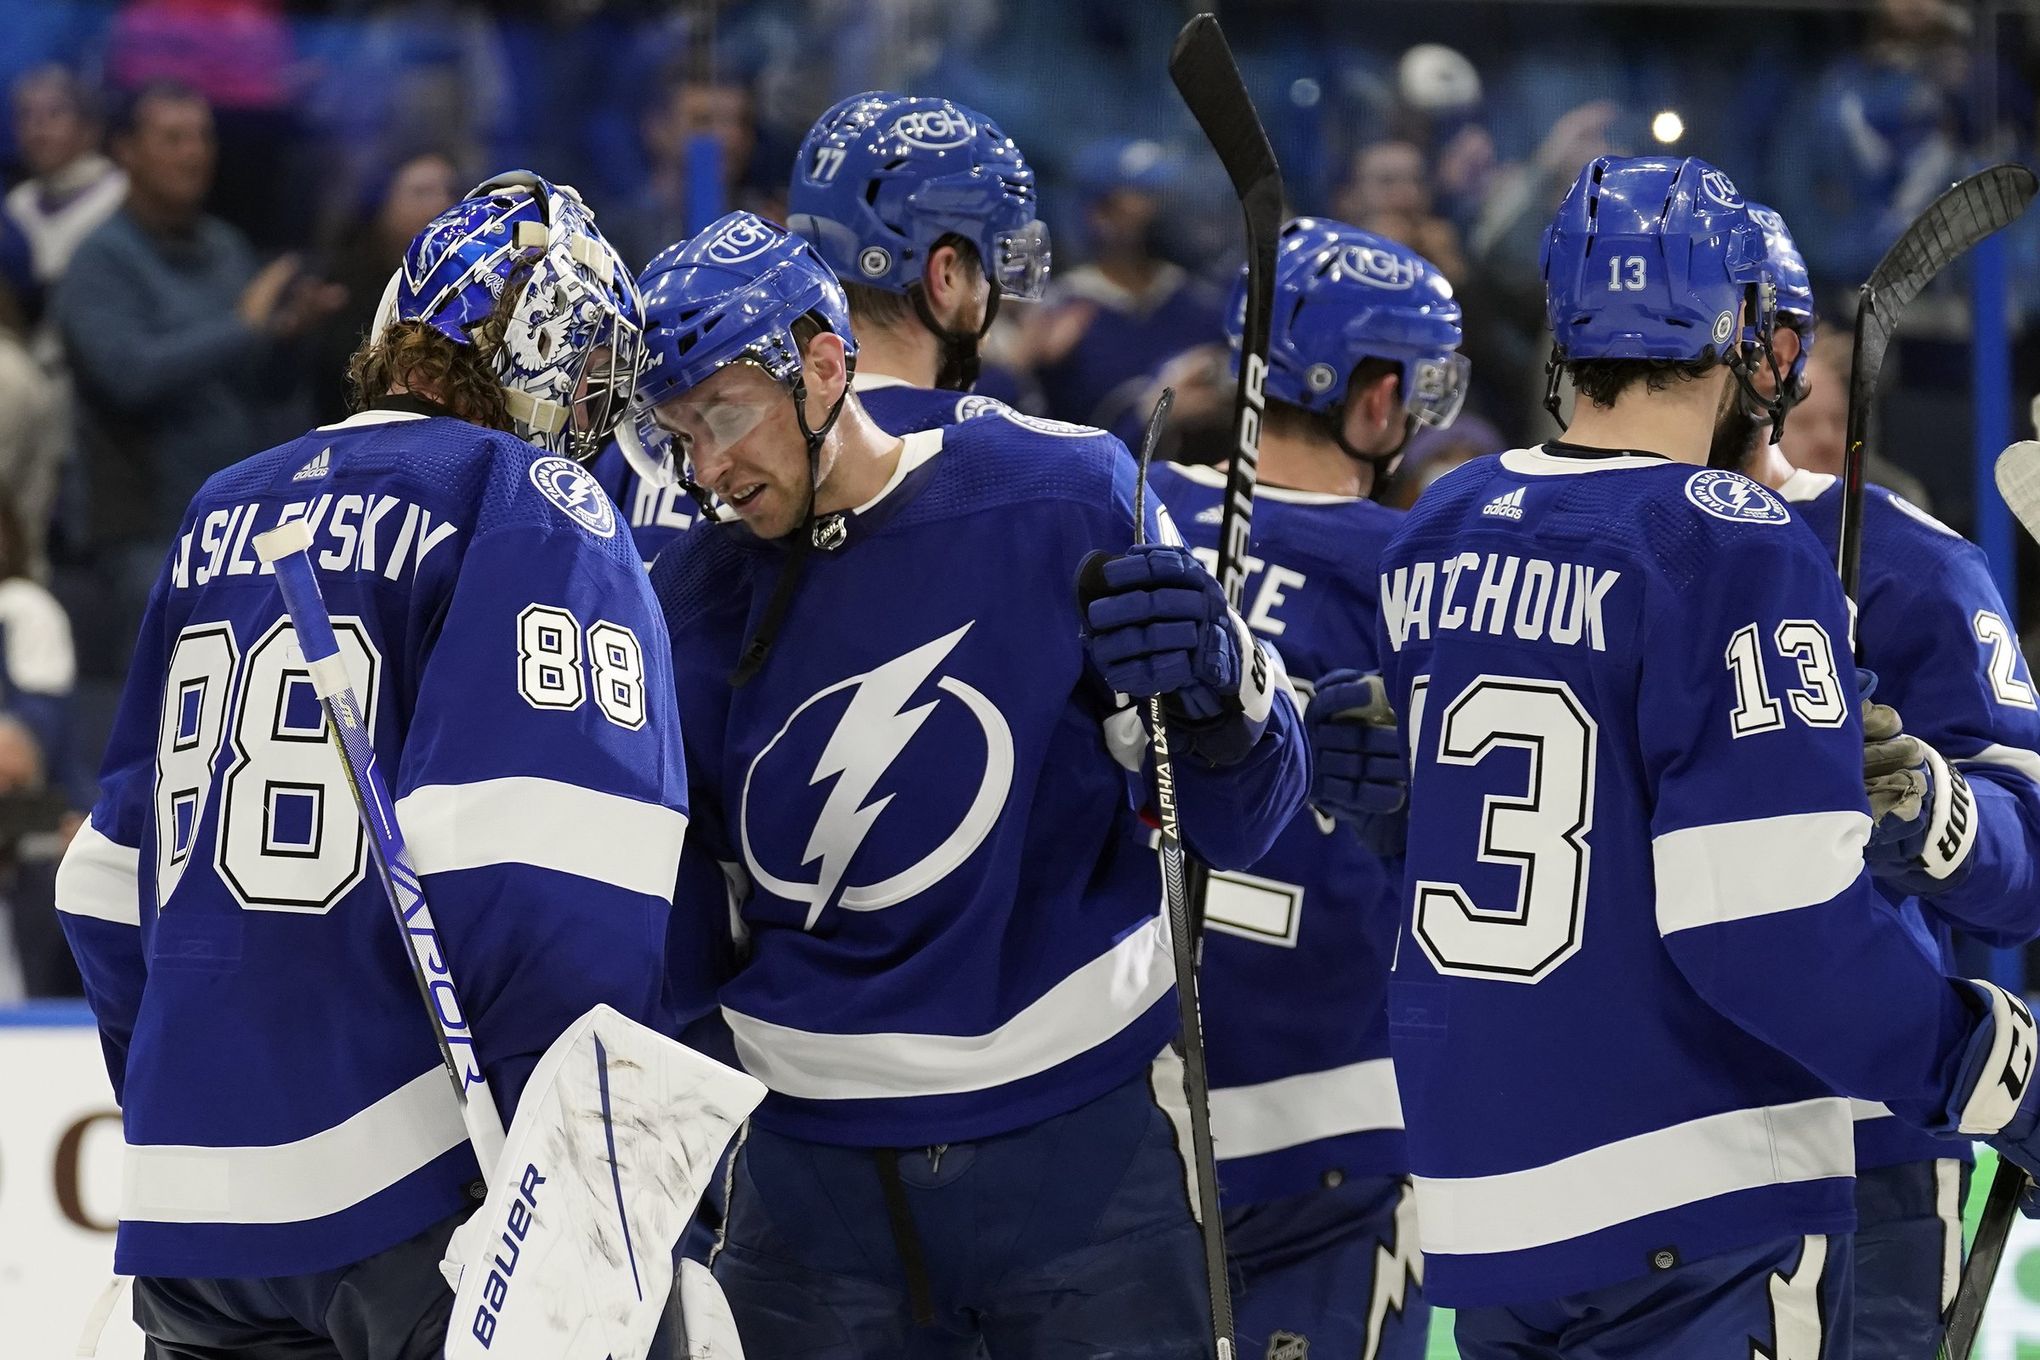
254;519;508;1173
254;520;762;1360
1170;13;1283;616
1132;387;1239;1360
1838;165;2035;616
1939;438;2040;1360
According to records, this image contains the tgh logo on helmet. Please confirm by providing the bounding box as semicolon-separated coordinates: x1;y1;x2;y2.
1748;205;1785;233
706;216;780;265
892;107;976;151
1335;244;1419;290
1699;169;1743;209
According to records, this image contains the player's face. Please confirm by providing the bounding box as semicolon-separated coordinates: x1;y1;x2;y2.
1779;353;1846;477
653;361;810;536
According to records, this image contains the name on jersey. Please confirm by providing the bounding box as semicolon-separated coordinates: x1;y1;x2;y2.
1380;553;1620;654
170;493;459;591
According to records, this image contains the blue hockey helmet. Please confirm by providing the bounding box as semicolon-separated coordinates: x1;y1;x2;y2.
619;211;857;495
1745;202;1815;409
1542;156;1774;355
372;170;644;459
1240;217;1469;437
787;92;1049;304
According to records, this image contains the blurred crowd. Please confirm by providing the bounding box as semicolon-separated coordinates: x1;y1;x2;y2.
0;0;2033;994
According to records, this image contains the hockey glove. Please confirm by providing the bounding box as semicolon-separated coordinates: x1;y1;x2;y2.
1077;543;1281;767
1862;687;1977;896
1307;669;1408;857
1948;981;2040;1214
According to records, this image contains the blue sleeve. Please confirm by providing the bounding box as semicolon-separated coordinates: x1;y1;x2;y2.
53;557;175;1099
393;518;690;1121
1865;542;2040;945
55;234;260;410
1642;524;1976;1120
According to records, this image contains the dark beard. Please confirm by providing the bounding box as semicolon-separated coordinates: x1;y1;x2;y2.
932;330;982;392
1707;403;1759;471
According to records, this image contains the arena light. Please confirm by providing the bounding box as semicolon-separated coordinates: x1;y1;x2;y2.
1651;110;1685;145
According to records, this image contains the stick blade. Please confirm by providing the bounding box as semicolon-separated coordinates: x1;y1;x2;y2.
1995;440;2040;543
1169;14;1282;211
1863;164;2038;350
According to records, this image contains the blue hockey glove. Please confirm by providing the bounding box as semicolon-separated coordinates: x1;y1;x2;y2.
1307;669;1408;857
1077;543;1282;767
1862;689;1976;896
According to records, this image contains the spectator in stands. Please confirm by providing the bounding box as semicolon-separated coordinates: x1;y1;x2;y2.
56;80;340;668
1334;139;1470;285
0;222;65;577
303;149;461;425
1777;321;1934;508
5;65;127;371
1766;0;1968;286
1029;136;1225;432
0;711;71;1001
604;62;768;270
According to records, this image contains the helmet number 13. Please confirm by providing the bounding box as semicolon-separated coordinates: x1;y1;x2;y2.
1608;256;1647;292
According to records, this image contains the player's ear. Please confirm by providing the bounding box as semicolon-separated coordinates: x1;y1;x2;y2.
1772;325;1803;376
924;241;968;313
801;330;849;405
1350;371;1402;441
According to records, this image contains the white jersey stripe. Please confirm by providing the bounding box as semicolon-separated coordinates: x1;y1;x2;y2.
395;776;688;900
56;817;141;926
1210;1058;1404;1161
1653;811;1869;936
122;1068;466;1224
1413;1096;1853;1257
724;911;1174;1100
1960;742;2040;787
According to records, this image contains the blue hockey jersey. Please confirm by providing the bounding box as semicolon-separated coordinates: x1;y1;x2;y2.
1149;461;1407;1206
650;412;1308;1147
1777;468;2040;1173
55;409;690;1280
1377;445;1988;1308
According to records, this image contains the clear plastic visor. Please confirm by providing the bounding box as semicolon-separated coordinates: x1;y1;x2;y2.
615;361;783;489
1406;351;1471;430
991;220;1052;301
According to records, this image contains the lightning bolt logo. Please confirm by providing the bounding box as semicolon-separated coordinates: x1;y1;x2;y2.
1361;1180;1424;1360
800;627;965;927
741;623;1016;928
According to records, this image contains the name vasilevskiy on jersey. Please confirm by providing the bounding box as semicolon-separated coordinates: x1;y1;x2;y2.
470;1162;546;1349
169;494;459;590
1380;553;1621;653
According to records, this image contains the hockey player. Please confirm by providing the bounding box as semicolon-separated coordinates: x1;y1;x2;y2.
1149;217;1466;1360
55;173;689;1357
1719;202;2040;1360
594;90;1048;567
1374;154;2040;1358
785;90;1049;433
633;211;1307;1358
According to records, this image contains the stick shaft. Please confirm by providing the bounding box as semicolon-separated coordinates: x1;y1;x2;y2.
1129;389;1235;1360
258;527;507;1176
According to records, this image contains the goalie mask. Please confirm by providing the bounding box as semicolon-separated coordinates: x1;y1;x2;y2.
373;171;645;460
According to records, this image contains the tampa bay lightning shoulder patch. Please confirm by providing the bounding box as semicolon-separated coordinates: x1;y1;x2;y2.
1683;469;1790;526
530;456;618;539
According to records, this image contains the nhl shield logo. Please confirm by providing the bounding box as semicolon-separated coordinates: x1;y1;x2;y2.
1266;1331;1310;1360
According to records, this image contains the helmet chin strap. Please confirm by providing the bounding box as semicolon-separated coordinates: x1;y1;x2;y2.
910;279;1002;392
1330;400;1415;504
727;365;854;688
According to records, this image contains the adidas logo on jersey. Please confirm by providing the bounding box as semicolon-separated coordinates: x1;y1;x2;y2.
1482;487;1526;520
292;448;332;483
1195;504;1225;526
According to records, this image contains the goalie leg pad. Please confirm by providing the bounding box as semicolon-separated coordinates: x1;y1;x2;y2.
443;1005;765;1360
